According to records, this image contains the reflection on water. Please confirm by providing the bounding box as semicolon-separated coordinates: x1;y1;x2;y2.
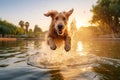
49;70;64;80
77;41;87;56
0;40;120;80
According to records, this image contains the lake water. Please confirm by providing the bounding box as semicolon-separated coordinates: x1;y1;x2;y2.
0;40;120;80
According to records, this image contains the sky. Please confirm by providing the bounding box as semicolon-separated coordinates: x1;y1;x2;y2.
0;0;97;31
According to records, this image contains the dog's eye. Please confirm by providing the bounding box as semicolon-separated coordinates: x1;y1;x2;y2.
63;17;66;21
55;17;58;21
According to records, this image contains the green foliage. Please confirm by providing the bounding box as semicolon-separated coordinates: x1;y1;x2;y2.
19;20;24;28
34;25;42;38
0;20;25;37
25;22;30;34
0;19;43;38
28;29;34;37
25;22;29;28
91;0;120;33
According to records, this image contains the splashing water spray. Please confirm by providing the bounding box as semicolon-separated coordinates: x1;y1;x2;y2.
27;26;98;69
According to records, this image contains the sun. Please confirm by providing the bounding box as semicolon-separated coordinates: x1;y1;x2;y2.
76;18;84;29
75;17;90;29
76;21;84;29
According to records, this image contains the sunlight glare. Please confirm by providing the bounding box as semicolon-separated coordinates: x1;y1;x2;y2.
76;20;84;29
81;66;93;72
77;41;83;51
75;17;90;29
77;41;86;56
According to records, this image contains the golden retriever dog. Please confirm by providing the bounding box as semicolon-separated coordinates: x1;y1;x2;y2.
44;9;74;51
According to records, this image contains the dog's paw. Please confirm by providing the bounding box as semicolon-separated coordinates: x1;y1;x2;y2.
64;45;71;52
50;45;57;50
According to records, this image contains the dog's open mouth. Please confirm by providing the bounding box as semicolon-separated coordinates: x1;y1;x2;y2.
58;29;62;35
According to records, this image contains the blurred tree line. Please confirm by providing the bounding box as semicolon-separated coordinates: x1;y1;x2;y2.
70;0;120;39
0;19;43;38
18;20;43;38
0;20;23;37
70;19;99;40
91;0;120;37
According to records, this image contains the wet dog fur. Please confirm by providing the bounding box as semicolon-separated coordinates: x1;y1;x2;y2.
44;9;74;51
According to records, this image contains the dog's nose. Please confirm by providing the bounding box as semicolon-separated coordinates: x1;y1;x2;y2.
58;25;63;29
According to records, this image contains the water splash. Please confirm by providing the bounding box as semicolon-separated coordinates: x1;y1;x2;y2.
27;40;99;69
27;28;113;69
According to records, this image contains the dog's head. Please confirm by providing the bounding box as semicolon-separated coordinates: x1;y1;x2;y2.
44;9;74;35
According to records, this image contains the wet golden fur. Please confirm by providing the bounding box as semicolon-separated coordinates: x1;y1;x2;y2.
44;9;74;51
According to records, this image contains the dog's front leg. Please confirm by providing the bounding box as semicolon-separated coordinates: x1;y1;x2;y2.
48;37;57;50
64;36;71;52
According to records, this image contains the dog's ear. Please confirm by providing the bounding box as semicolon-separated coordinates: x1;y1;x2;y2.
44;10;58;18
65;8;74;18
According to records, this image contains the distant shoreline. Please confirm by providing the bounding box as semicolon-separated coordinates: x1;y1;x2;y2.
1;37;120;41
0;38;45;41
86;38;120;41
0;38;17;41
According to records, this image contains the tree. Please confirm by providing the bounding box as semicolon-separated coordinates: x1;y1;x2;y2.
28;29;34;37
19;20;24;28
70;18;77;35
0;20;20;37
34;25;42;37
25;22;29;34
91;0;120;36
70;19;78;50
